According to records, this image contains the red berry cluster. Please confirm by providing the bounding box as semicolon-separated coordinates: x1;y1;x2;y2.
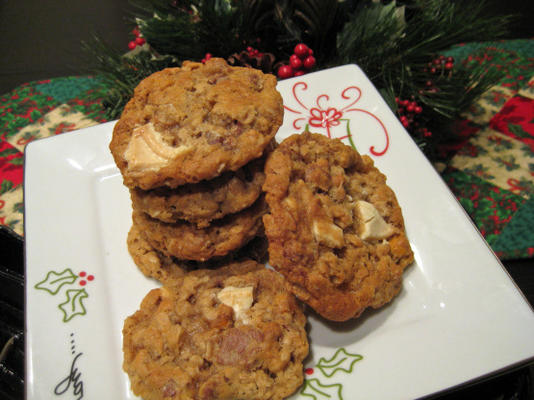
128;27;146;50
425;55;455;74
78;271;95;287
421;55;455;93
396;97;432;137
202;53;213;63
277;43;316;79
246;46;263;58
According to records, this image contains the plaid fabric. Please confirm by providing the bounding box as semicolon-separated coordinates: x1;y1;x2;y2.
1;40;533;260
440;39;534;259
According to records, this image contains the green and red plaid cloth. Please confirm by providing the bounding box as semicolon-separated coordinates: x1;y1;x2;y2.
1;39;533;260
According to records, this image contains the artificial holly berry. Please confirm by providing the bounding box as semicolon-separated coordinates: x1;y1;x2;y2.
289;54;303;70
245;46;262;58
277;65;294;79
127;26;146;50
202;53;213;63
277;43;316;79
294;43;309;59
303;56;316;70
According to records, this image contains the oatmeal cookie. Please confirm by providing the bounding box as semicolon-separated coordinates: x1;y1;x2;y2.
263;132;414;321
110;58;283;190
123;261;309;400
130;141;273;227
127;223;190;283
127;223;268;284
133;197;266;262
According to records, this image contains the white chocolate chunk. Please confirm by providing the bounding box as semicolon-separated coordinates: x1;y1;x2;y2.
283;197;297;210
355;200;394;240
312;219;344;248
124;122;192;172
217;286;254;321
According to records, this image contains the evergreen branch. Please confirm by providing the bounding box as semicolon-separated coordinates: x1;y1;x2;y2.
82;37;178;119
138;13;203;59
401;0;511;60
80;0;513;161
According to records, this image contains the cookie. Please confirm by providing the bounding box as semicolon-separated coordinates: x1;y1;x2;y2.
123;261;309;400
110;58;283;190
263;132;414;321
130;141;273;227
127;223;268;284
133;197;266;262
127;223;190;283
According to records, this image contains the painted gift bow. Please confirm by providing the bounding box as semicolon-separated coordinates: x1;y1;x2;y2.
284;81;390;156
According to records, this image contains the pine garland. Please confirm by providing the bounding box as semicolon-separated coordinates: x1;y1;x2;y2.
84;0;513;161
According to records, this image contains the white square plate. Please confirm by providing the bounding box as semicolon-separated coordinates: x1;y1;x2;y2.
24;65;534;399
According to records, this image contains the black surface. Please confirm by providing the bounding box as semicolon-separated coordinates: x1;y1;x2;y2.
0;0;136;94
0;227;24;399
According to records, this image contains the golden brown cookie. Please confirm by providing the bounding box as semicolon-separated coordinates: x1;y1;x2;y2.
133;197;266;262
110;58;283;190
130;141;273;227
127;223;190;283
123;261;309;400
263;132;414;321
127;223;269;284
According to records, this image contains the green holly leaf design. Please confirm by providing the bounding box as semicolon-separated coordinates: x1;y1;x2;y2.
301;378;344;400
492;155;520;171
508;124;531;140
13;201;23;213
317;348;363;378
8;157;24;166
34;268;78;295
1;180;14;195
58;288;89;322
0;147;20;158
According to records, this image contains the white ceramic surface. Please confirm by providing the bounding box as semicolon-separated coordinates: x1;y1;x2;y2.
25;64;534;400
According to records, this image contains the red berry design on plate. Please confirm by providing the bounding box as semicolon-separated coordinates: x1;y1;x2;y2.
78;271;95;286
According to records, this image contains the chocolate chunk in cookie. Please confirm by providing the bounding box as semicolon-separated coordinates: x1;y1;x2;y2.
110;58;283;190
263;132;414;321
123;261;309;400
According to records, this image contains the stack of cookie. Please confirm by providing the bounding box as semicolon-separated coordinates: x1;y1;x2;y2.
109;58;283;284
